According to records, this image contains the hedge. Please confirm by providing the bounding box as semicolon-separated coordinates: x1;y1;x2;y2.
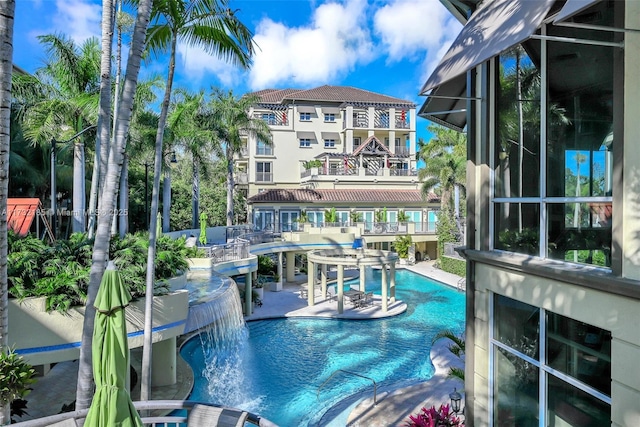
439;255;466;277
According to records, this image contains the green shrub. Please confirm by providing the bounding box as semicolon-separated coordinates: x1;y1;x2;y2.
440;256;466;277
257;255;276;275
0;349;35;404
393;234;412;259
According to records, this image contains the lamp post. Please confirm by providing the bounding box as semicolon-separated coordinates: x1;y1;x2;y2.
50;125;96;238
449;387;462;415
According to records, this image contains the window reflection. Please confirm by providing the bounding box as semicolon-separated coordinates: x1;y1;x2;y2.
547;375;610;426
494;203;540;256
494;347;539;427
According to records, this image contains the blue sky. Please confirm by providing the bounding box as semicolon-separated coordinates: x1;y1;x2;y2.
14;0;462;143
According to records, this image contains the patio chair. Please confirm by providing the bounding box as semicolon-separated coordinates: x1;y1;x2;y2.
327;286;337;302
363;292;374;307
187;404;248;427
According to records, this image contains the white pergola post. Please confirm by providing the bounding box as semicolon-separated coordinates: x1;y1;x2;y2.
381;264;388;312
390;263;396;303
359;264;366;292
307;260;316;306
337;264;345;314
321;263;328;298
286;251;296;282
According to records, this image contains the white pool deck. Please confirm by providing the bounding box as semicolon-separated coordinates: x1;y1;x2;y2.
22;260;466;426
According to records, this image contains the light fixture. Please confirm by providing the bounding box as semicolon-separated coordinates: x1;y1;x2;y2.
449;387;462;414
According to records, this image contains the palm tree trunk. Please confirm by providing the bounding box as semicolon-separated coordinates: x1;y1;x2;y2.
141;32;177;402
87;1;115;238
162;167;171;232
75;0;152;410
119;155;129;237
72;141;86;233
192;161;199;229
226;147;234;226
0;1;14;423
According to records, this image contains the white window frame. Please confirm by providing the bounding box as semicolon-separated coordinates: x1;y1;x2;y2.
324;139;336;148
300;112;311;121
299;138;312;148
324;113;336;122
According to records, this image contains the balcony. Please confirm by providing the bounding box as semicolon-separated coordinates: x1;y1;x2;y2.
235;172;248;185
255;112;288;127
256;172;273;182
394;147;411;157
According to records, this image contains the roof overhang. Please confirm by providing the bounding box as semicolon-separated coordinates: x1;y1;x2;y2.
421;0;555;94
418;74;468;132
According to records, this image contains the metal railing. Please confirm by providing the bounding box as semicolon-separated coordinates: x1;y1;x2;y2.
205;239;251;262
317;369;377;405
11;400;278;427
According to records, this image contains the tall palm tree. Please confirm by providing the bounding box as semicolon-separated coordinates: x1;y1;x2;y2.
140;0;255;400
168;89;216;229
417;125;467;216
14;34;101;235
0;1;15;423
208;89;272;226
75;0;154;410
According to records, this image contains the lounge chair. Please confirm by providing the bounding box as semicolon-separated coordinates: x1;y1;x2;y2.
188;404;249;427
327;286;337;302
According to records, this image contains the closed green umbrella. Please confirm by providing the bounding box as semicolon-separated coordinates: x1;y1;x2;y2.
84;262;143;427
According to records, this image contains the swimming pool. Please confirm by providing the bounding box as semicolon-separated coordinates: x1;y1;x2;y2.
180;269;465;426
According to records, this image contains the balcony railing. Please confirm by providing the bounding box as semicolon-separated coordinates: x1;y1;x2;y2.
205;240;251;263
255;112;288;126
394;147;411;156
256;172;273;182
11;400;277;427
353;111;368;128
390;168;418;177
235;172;248;184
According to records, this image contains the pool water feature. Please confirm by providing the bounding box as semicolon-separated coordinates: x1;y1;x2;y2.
181;269;465;426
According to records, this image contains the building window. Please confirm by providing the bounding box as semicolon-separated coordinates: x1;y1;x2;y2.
353;137;361;148
324;139;336;148
307;211;324;227
299;138;312;148
253;210;274;231
256;162;272;182
300;112;311;121
256;140;272;156
262;113;276;125
492;31;615;268
492;294;611;426
324;113;335;122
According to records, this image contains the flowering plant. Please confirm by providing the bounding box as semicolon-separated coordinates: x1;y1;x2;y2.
405;404;464;427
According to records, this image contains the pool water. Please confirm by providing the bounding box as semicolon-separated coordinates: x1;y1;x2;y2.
180;269;465;426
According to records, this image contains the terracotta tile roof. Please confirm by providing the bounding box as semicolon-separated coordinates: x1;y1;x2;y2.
251;85;415;107
247;189;439;204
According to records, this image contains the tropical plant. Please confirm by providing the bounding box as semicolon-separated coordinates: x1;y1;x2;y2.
432;330;465;382
417;125;466;235
257;254;277;276
303;159;323;169
398;210;410;222
297;210;308;223
0;348;35;405
350;211;363;223
393;234;412;259
168;89;215;229
76;0;154;410
13;34;101;235
206;89;272;226
405;404;464;427
0;2;15;422
324;207;338;224
375;207;388;223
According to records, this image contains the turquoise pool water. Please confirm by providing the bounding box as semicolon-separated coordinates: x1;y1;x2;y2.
180;269;465;426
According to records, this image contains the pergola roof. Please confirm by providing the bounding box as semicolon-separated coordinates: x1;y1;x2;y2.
247;189;439;204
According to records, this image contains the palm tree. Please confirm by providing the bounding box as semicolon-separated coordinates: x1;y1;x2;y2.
141;1;255;399
75;0;154;411
207;89;272;226
432;330;465;382
168;89;215;229
0;1;15;422
14;34;101;235
417;125;466;231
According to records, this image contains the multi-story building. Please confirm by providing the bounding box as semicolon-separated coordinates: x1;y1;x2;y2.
240;85;441;260
421;0;640;425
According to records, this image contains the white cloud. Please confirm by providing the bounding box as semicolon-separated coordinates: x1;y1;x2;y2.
248;0;374;89
51;0;102;44
176;43;240;86
373;0;461;62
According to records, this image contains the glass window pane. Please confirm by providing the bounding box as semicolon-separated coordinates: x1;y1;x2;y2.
494;203;540;255
496;43;541;198
547;203;611;267
546;312;611;396
494;346;539;427
546;39;613;198
547;374;610;426
494;295;540;359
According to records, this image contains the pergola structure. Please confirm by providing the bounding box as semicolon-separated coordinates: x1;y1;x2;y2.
306;248;399;313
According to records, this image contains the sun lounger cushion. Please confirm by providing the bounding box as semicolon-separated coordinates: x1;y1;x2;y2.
188;404;248;427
